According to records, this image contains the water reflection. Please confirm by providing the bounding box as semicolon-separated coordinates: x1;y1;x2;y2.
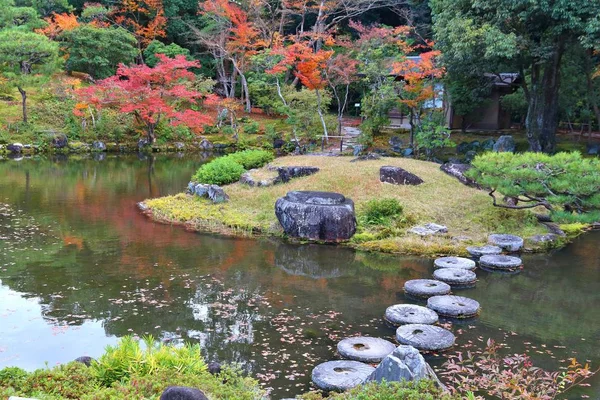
0;155;598;399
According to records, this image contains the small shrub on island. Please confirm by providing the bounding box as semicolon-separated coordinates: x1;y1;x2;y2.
193;158;246;185
192;149;274;185
361;198;404;226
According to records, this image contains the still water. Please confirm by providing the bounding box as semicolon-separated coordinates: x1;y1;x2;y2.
0;154;598;399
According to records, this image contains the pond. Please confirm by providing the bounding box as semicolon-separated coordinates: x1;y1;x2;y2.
0;154;598;399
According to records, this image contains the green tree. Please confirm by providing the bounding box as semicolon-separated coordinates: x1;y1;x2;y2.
143;40;191;67
14;0;71;17
60;25;138;79
466;152;600;223
0;29;59;123
0;0;44;30
445;73;491;132
431;0;600;153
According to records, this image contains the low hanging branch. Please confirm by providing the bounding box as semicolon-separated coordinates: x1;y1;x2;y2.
487;189;553;211
465;152;600;223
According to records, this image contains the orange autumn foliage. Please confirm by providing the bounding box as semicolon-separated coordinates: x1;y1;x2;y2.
38;13;79;39
393;49;444;109
268;40;332;90
112;0;167;47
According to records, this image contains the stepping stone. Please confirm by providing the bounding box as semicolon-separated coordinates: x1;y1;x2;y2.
488;234;524;252
479;254;523;271
466;245;502;258
337;337;396;363
432;268;477;288
384;304;439;326
404;279;451;299
433;256;476;270
409;223;447;236
395;324;455;352
427;295;480;318
311;360;375;391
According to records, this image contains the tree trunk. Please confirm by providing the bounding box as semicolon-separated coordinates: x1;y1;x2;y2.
315;89;328;139
147;124;156;144
525;42;564;153
585;51;600;136
231;59;251;113
18;86;27;123
409;108;415;148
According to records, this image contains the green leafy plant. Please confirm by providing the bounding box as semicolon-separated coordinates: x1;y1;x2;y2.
0;336;264;400
467;152;600;223
92;335;205;386
415;120;455;159
227;149;274;169
242;120;260;135
191;150;274;185
360;198;404;226
192;157;246;185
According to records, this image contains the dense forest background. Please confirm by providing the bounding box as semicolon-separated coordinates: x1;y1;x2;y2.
1;0;599;153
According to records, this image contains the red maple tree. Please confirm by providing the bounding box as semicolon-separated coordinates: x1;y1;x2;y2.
75;54;215;143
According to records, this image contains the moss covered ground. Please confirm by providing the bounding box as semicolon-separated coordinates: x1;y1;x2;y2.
143;155;561;256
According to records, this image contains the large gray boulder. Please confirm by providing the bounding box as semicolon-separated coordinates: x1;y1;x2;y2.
493;135;515;153
380;166;424;185
368;345;437;384
440;163;481;188
312;360;375;391
275;191;356;242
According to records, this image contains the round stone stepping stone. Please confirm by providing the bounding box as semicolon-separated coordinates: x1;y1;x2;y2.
337;337;396;363
433;256;476;270
311;360;375;391
466;245;502;258
404;279;451;299
433;268;477;287
395;324;455;352
427;295;480;318
384;304;439;326
479;254;523;270
488;234;524;252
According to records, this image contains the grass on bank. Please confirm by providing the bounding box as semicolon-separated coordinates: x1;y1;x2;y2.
0;336;263;400
144;155;553;256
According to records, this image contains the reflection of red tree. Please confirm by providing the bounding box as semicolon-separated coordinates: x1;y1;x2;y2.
62;234;84;250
